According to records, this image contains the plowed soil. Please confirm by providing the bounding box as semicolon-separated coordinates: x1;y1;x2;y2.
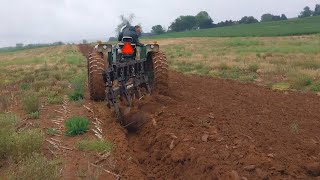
79;45;320;180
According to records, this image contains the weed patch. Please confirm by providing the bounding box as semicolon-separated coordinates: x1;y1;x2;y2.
0;114;44;161
47;91;64;104
69;75;86;101
311;81;320;91
20;83;30;90
47;128;58;136
76;139;113;153
65;116;90;136
22;93;39;114
7;153;60;180
248;63;259;73
28;111;39;119
288;74;313;90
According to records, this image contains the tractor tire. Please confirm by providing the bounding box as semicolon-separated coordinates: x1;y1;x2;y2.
87;51;107;101
149;51;169;94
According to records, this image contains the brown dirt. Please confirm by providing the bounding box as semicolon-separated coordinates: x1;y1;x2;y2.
76;44;320;179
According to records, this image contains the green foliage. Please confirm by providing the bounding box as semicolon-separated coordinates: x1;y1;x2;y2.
147;16;320;38
299;6;313;18
20;83;30;90
8;153;60;180
248;63;259;73
47;128;58;136
288;74;313;90
261;13;287;22
32;80;50;92
65;116;90;136
293;59;320;69
151;25;166;35
225;39;263;47
171;61;211;75
272;82;291;90
0;114;44;161
169;15;198;32
47;91;64;104
28;111;39;119
239;16;259;24
218;67;256;82
314;4;320;16
69;75;85;101
22;93;40;114
195;11;214;29
76;139;114;153
10;129;44;161
311;81;320;91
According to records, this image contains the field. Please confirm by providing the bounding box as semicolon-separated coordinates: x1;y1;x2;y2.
1;35;320;179
147;16;320;38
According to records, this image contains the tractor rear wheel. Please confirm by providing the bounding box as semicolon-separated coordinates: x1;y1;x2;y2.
87;51;107;101
148;51;169;94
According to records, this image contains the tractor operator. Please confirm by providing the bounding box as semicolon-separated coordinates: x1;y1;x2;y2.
118;25;144;47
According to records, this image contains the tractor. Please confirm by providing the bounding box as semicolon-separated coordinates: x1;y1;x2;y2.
87;36;168;126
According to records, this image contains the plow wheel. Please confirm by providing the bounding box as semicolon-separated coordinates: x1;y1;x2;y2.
149;51;169;94
87;51;108;101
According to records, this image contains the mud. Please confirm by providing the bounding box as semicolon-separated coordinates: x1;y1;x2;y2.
78;45;320;179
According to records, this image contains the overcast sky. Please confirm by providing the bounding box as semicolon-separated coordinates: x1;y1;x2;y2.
0;0;319;47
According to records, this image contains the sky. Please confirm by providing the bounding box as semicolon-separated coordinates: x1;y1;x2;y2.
0;0;319;47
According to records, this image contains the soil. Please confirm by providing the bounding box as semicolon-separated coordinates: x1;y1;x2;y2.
75;44;320;179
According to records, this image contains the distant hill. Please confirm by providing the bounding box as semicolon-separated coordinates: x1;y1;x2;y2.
147;16;320;38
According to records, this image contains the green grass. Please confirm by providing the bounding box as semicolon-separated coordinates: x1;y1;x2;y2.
69;75;86;101
28;111;40;119
311;81;320;91
0;114;44;161
65;116;90;136
22;93;40;114
76;139;114;153
147;16;320;38
288;74;313;90
7;153;60;180
47;128;58;136
272;82;291;90
47;91;64;104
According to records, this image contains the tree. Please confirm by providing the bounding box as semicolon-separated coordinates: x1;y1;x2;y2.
239;16;259;24
195;11;214;29
299;6;313;18
108;37;117;41
281;14;288;20
314;4;320;16
261;13;274;22
116;13;135;33
82;39;87;44
169;15;197;32
151;25;166;34
16;43;23;48
216;20;236;27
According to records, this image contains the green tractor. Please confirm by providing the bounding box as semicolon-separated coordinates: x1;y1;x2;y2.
87;36;168;125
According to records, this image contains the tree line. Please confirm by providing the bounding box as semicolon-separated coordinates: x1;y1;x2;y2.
151;4;320;34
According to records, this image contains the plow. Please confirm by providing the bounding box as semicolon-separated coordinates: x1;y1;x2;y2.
87;36;168;127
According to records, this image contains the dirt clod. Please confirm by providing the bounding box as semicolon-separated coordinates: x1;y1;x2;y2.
244;165;256;171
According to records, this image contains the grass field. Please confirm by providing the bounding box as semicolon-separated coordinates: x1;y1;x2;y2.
146;16;320;38
0;45;89;179
144;35;320;91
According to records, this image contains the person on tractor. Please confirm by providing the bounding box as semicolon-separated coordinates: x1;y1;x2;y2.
118;25;144;47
